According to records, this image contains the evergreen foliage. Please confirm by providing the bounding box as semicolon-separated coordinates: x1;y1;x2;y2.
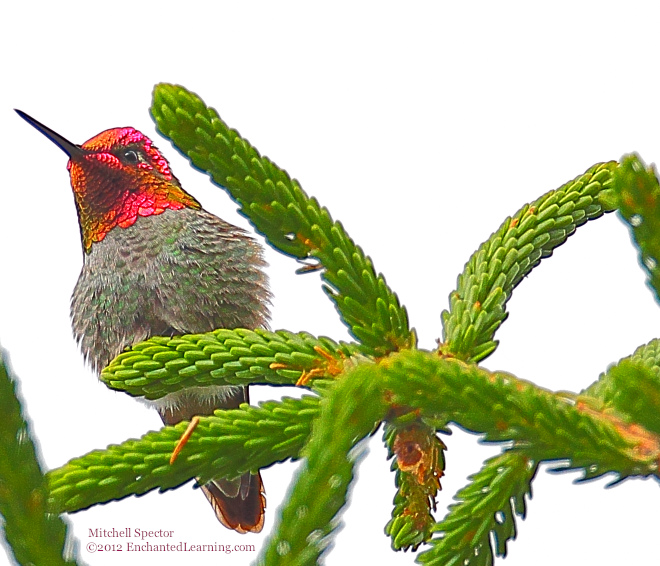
2;84;659;565
101;329;362;398
440;162;616;363
0;350;79;565
606;153;660;301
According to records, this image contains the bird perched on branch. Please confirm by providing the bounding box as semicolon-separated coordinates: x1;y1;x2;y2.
16;109;270;533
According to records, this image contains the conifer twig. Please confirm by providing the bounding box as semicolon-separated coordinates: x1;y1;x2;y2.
381;350;660;482
384;421;446;551
581;339;660;437
150;83;414;357
608;153;660;302
101;329;361;399
49;349;659;521
441;162;617;362
0;349;80;566
417;451;537;566
47;396;319;514
259;363;386;566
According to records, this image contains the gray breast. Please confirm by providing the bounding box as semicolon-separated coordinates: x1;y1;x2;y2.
70;208;270;373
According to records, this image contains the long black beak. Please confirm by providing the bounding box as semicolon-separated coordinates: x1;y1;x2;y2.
15;109;86;159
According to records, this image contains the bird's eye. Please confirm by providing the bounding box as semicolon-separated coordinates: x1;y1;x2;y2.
123;150;139;163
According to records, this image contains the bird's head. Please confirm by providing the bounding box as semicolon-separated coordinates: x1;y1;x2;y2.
16;110;200;252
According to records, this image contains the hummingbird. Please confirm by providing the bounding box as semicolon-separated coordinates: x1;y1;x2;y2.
15;109;270;534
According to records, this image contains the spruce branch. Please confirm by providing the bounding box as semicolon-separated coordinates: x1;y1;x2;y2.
0;349;80;566
260;348;659;564
259;363;387;566
608;153;660;302
46;347;660;550
581;339;660;437
417;451;537;566
100;328;361;400
381;350;660;482
46;395;319;515
593;361;660;439
150;83;414;357
440;162;617;362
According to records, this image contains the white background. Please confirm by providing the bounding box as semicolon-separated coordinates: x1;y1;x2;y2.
1;2;659;565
